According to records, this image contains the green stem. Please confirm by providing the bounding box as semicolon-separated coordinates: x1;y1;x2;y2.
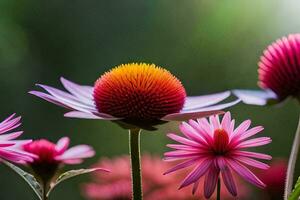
285;114;300;200
42;181;48;200
129;129;143;200
217;178;221;200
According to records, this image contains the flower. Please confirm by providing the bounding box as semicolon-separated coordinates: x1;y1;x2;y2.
23;137;95;183
233;34;300;105
164;112;272;199
82;155;249;200
29;63;240;130
0;114;36;163
257;159;287;200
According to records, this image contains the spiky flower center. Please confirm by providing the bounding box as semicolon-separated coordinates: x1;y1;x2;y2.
213;129;229;154
93;63;186;125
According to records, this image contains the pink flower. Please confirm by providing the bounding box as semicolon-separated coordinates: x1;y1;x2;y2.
23;137;95;183
258;34;300;100
164;112;272;199
29;63;240;130
0;114;36;163
257;159;287;199
82;155;249;200
233;34;300;105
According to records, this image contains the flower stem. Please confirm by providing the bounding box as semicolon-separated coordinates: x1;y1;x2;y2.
217;178;221;200
285;114;300;200
129;129;143;200
42;181;48;200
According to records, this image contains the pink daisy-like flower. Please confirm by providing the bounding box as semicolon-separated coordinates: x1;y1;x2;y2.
29;63;240;130
23;137;95;183
82;155;249;200
233;34;300;105
164;112;272;199
0;114;36;163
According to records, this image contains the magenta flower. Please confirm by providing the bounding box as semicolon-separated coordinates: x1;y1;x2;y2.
164;112;272;199
0;114;36;163
233;34;300;105
23;137;95;183
29;63;240;130
257;159;287;200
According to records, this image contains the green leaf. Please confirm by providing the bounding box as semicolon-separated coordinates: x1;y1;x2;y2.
47;167;109;197
2;160;43;200
289;176;300;200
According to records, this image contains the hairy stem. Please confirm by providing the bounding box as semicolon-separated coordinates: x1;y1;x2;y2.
285;115;300;199
129;129;143;200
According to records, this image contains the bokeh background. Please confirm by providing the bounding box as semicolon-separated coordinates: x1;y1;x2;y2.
0;0;299;199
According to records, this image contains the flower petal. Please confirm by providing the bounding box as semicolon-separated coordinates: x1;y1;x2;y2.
182;91;230;111
237;137;272;148
162;110;224;121
232;151;272;160
55;137;70;154
55;145;95;161
232;89;278;106
0;131;23;140
60;77;94;104
179;159;212;189
221;167;237;196
164;157;200;175
64;111;119;120
227;159;266;188
204;164;219;199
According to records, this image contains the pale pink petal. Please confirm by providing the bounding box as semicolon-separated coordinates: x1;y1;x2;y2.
209;115;221;130
0;131;23;140
238;126;264;141
60;77;94;104
221;112;232;133
55;145;95;161
0;114;16;126
167;133;203;148
55;137;70;154
162;110;224;121
64;111;119;120
188;119;213;145
237;137;272;148
179;122;208;146
182;91;230;111
196;118;213;136
235;156;270;170
0;117;21;134
230;120;251;140
35;84;97;112
232;151;272;160
182;99;241;113
232;89;277;106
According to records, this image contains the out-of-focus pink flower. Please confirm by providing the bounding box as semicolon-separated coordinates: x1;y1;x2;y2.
258;34;300;100
29;63;240;130
82;155;249;200
0;114;36;163
164;112;272;199
23;137;95;183
257;159;287;200
233;34;300;105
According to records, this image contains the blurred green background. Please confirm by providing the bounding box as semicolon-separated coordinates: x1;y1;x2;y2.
0;0;299;199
